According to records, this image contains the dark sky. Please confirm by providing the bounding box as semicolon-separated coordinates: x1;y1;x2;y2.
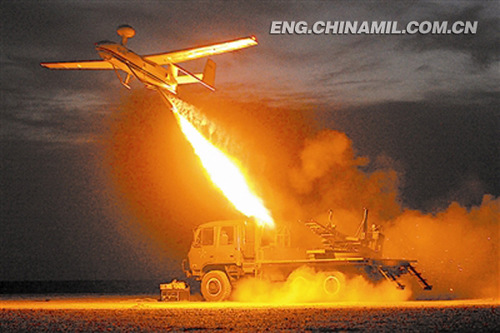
1;1;498;281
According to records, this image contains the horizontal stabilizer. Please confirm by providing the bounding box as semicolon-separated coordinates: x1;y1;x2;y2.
177;74;203;84
174;62;215;91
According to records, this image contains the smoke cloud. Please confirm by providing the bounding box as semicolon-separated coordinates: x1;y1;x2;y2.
269;124;499;300
232;266;411;303
104;91;242;259
267;125;498;300
105;89;498;300
384;196;499;299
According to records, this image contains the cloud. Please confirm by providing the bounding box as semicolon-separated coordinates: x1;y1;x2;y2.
397;4;500;69
0;88;111;145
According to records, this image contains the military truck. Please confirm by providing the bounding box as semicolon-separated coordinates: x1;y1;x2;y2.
182;210;432;301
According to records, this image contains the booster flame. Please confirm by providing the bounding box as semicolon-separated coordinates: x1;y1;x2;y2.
171;105;274;227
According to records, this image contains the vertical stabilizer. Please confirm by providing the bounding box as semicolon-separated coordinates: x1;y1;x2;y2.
202;59;216;88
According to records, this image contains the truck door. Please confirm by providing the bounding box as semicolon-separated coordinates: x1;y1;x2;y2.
188;226;216;272
214;226;239;264
242;222;255;259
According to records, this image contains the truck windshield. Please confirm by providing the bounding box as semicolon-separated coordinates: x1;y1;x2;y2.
220;226;234;245
201;227;214;246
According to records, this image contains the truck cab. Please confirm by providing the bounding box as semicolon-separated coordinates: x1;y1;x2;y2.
187;220;244;275
184;219;258;301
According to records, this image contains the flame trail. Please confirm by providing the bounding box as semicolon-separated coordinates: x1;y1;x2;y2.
171;104;274;227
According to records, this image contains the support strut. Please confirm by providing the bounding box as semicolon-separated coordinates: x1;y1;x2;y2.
408;264;433;290
378;266;405;290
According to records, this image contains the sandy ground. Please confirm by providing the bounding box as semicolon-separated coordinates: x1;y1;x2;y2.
1;296;498;331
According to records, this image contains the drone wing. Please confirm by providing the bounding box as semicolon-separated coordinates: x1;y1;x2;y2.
40;60;114;70
144;36;257;65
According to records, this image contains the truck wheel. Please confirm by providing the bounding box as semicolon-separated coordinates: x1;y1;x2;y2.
201;270;232;302
323;274;342;296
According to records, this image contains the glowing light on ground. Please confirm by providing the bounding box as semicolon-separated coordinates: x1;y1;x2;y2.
172;106;274;227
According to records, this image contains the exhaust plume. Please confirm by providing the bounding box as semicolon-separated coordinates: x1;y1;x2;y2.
169;99;274;227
